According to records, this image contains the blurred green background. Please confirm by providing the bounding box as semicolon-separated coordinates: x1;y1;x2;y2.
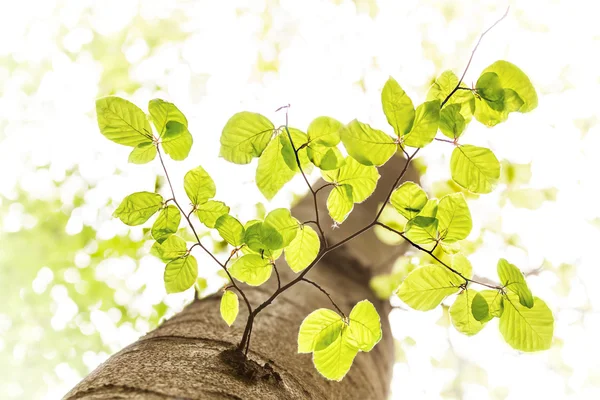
1;0;598;398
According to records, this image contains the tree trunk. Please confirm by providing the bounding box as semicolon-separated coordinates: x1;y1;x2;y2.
65;156;416;400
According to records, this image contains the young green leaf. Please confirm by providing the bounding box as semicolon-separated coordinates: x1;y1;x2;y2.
228;254;273;286
327;184;354;223
481;60;538;113
215;214;245;246
263;208;299;248
439;104;466;139
312;326;359;382
220;112;274;164
298;309;344;353
113;192;164;226
339;120;397;166
397;265;462;311
426;70;476;121
437;193;472;243
148;98;188;136
243;221;282;258
323;157;380;203
164;255;198;294
151;205;181;243
256;134;295;200
96;96;153;146
450;145;500;194
128;142;157;164
184;166;216;206
450;289;488;336
220;290;239;326
476;72;505;111
499;294;553;352
390;181;428;220
381;76;415;137
151;235;187;262
161;121;193;161
497;258;534;308
479;289;504;318
404;216;438;244
452;254;473;280
471;291;491;322
307;143;345;171
307;116;343;146
285;225;320;273
347;300;382;352
195;200;230;228
280;128;310;171
402;100;440;148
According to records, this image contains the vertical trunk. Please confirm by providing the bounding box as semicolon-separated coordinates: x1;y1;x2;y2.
65;156;416;400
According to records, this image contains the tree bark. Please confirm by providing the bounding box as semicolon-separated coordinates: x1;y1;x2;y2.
65;155;417;400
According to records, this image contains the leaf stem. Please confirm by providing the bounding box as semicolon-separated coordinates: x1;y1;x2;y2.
302;278;346;319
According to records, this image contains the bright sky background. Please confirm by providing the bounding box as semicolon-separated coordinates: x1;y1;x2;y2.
1;0;599;399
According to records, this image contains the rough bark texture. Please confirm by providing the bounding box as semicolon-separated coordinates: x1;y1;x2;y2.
65;155;417;400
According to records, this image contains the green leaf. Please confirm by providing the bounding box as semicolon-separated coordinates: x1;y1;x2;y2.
323;157;380;203
481;60;538;113
243;221;281;258
450;145;500;194
307;143;345;171
327;184;354;223
402;100;440;148
220;112;274;164
113;192;163;226
148;98;188;136
96;96;152;146
307;116;342;146
128;142;157;164
151;235;187;262
452;254;473;280
426;70;475;121
151;205;181;243
437;193;472;243
471;292;491;322
263;208;299;248
161;121;193;161
298;309;344;353
450;289;487;336
228;254;273;286
220;290;239;326
184;166;216;206
215;215;245;246
390;181;428;220
404;216;438;244
397;265;461;311
347;300;382;352
480;289;504;318
381;76;415;136
497;259;534;308
164;255;198;294
476;72;505;111
195;200;229;228
281;128;310;171
285;225;320;273
439;104;466;139
340;120;397;166
312;327;358;381
256;134;295;200
499;294;553;352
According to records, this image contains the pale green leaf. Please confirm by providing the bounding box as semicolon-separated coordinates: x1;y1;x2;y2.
426;70;475;121
340;120;397;166
497;258;534;308
228;254;273;286
480;289;504;319
263;208;299;248
195;200;230;228
397;265;461;311
404;216;438;244
323;157;380;203
96;96;152;146
439;104;466;139
402;100;440;148
298;309;344;353
437;193;472;243
161;121;193;161
307;143;345;171
471;292;491;322
499;294;553;352
151;205;181;243
281;128;310;171
347;300;382;352
450;289;487;336
128;142;157;164
256;134;295;200
148;98;188;136
184;166;216;206
220;290;239;326
113;192;163;226
307;116;342;146
215;214;245;246
312;327;358;381
452;254;473;280
285;225;320;273
327;184;354;223
164;255;198;294
481;60;538;113
243;221;281;258
450;145;500;194
390;181;428;220
381;76;415;136
151;235;187;262
220;111;274;164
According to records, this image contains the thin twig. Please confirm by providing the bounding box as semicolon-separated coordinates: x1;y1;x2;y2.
302;278;346;318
